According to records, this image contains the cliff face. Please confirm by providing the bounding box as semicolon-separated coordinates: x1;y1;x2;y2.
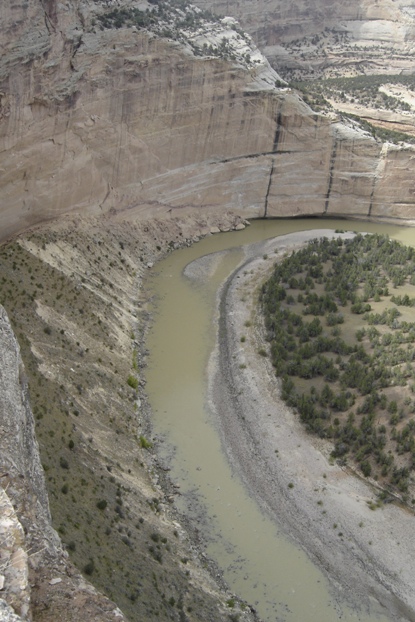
1;0;415;245
193;0;359;43
0;304;56;620
194;0;415;45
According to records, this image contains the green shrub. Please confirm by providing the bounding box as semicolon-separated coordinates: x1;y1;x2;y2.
361;460;372;477
139;435;152;449
127;374;138;389
83;560;95;575
59;457;69;469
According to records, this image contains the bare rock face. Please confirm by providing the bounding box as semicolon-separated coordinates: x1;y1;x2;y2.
0;303;58;560
0;600;24;622
1;0;415;244
215;0;415;46
0;491;28;620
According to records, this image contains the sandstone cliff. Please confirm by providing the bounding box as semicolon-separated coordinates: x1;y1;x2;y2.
1;0;415;247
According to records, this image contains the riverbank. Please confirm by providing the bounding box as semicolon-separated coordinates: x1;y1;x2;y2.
207;230;415;621
0;210;262;622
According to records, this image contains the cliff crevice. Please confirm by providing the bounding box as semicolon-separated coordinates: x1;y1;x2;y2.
324;138;338;213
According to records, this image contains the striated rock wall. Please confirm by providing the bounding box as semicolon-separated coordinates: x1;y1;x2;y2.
0;306;55;537
193;0;358;44
194;0;415;45
0;490;28;622
1;0;415;244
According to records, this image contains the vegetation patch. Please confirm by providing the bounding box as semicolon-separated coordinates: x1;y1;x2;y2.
291;73;415;143
139;435;153;449
94;0;258;66
97;1;219;33
293;74;414;112
127;374;139;389
260;234;415;500
341;113;415;145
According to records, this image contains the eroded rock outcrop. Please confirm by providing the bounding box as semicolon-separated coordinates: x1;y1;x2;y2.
194;0;415;78
0;491;28;621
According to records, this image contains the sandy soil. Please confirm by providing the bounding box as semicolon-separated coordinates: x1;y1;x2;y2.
205;230;415;622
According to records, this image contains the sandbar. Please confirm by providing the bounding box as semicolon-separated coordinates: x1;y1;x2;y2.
205;230;415;621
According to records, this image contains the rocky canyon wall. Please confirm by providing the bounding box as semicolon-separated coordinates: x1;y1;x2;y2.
1;0;415;244
194;0;415;45
193;0;415;77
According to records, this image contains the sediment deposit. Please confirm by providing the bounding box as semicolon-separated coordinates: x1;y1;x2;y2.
208;231;415;622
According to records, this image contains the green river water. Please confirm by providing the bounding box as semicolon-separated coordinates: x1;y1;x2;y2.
145;219;415;622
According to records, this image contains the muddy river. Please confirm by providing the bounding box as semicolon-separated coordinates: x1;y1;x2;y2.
145;219;415;622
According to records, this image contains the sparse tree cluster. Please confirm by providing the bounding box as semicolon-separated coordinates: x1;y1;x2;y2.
260;234;415;499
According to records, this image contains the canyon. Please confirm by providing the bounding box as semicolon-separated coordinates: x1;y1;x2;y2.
1;0;415;620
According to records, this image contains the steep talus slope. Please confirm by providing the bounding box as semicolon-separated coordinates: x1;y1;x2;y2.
0;212;256;622
0;304;128;622
1;0;415;246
